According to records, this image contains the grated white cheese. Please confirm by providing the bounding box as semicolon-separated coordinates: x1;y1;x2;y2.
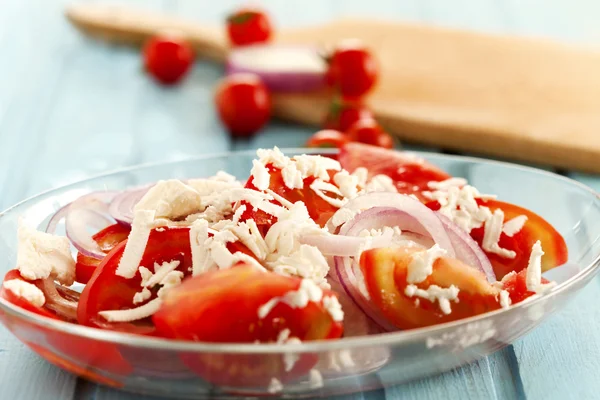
267;377;283;394
407;244;447;284
16;221;76;286
405;284;460;315
364;174;398;193
309;179;346;208
427;177;467;190
333;170;360;199
499;290;511;309
231;204;247;224
2;279;45;307
134;180;201;220
99;298;162;322
190;219;209;277
525;240;555;294
257;279;324;319
116;209;156;278
322;295;344;322
156;270;184;298
144;260;181;288
281;162;304;189
264;189;294;209
251;159;271;191
230;219;268;260
482;209;516;259
330;208;358;229
133;287;152;305
502;215;528;237
351;167;368;187
308;369;324;389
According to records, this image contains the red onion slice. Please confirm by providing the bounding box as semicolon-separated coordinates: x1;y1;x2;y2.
437;214;496;282
37;278;78;322
225;44;326;92
108;185;151;226
331;193;455;258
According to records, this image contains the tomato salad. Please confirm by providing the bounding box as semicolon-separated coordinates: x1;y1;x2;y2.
1;143;568;346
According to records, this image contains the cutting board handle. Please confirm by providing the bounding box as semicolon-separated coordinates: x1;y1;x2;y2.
65;4;228;62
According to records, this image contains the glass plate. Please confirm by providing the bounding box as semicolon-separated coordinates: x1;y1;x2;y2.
0;148;599;398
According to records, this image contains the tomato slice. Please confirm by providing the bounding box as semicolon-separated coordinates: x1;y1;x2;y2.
153;263;342;387
75;224;131;284
0;270;59;320
466;199;567;279
241;163;340;228
338;142;451;200
501;268;552;304
360;247;501;330
77;226;193;333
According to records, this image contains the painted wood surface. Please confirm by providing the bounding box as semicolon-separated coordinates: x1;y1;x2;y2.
0;0;599;399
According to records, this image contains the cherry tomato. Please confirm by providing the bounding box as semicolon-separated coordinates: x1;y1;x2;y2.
322;97;373;132
214;73;271;137
306;129;349;149
226;9;273;47
75;224;131;284
143;34;194;85
338;142;451;200
240;163;341;229
77;226;194;333
468;200;568;279
360;247;501;330
501;268;552;303
153;263;342;387
346;118;394;149
0;270;58;319
326;40;379;98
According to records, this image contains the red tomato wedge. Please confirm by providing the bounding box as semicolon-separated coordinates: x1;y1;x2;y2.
75;224;131;284
457;199;567;279
501;268;553;304
0;270;59;320
77;226;193;333
360;247;501;330
240;163;340;228
338;143;451;200
153;263;342;387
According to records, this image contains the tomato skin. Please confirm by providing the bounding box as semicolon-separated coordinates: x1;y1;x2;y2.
326;41;379;98
306;129;349;149
361;247;501;330
338;142;451;200
465;199;569;279
77;227;193;334
501;269;551;303
0;270;59;320
346;118;394;149
75;224;131;284
143;34;194;85
215;73;271;137
154;263;342;387
322;97;373;132
226;9;273;47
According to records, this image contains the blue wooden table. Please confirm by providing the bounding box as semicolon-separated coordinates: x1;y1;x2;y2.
2;0;600;399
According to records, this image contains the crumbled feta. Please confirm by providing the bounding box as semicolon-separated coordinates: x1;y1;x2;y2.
17;221;76;285
99;298;162;322
116;209;156;278
499;290;511;309
426;185;495;233
309;179;346;208
502;215;528;237
482;209;516;258
134;180;201;220
267;377;283;394
257;279;323;319
351;167;368;187
407;244;447;284
2;279;45;307
365;174;398;193
330;208;358;229
405;284;460;315
281;162;303;189
525;240;556;294
292;154;341;181
251;159;271;191
186;177;242;197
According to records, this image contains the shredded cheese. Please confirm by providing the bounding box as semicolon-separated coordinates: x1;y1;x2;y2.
251;159;271;191
99;298;162;322
499;290;511;309
525;240;555;294
406;244;447;284
115;209;156;278
257;279;323;319
2;279;45;307
482;209;516;258
502;215;528;237
405;284;460;315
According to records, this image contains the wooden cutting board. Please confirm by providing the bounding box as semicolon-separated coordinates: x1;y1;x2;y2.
66;4;600;173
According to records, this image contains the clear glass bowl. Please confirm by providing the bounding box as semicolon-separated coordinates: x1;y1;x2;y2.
0;149;599;398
